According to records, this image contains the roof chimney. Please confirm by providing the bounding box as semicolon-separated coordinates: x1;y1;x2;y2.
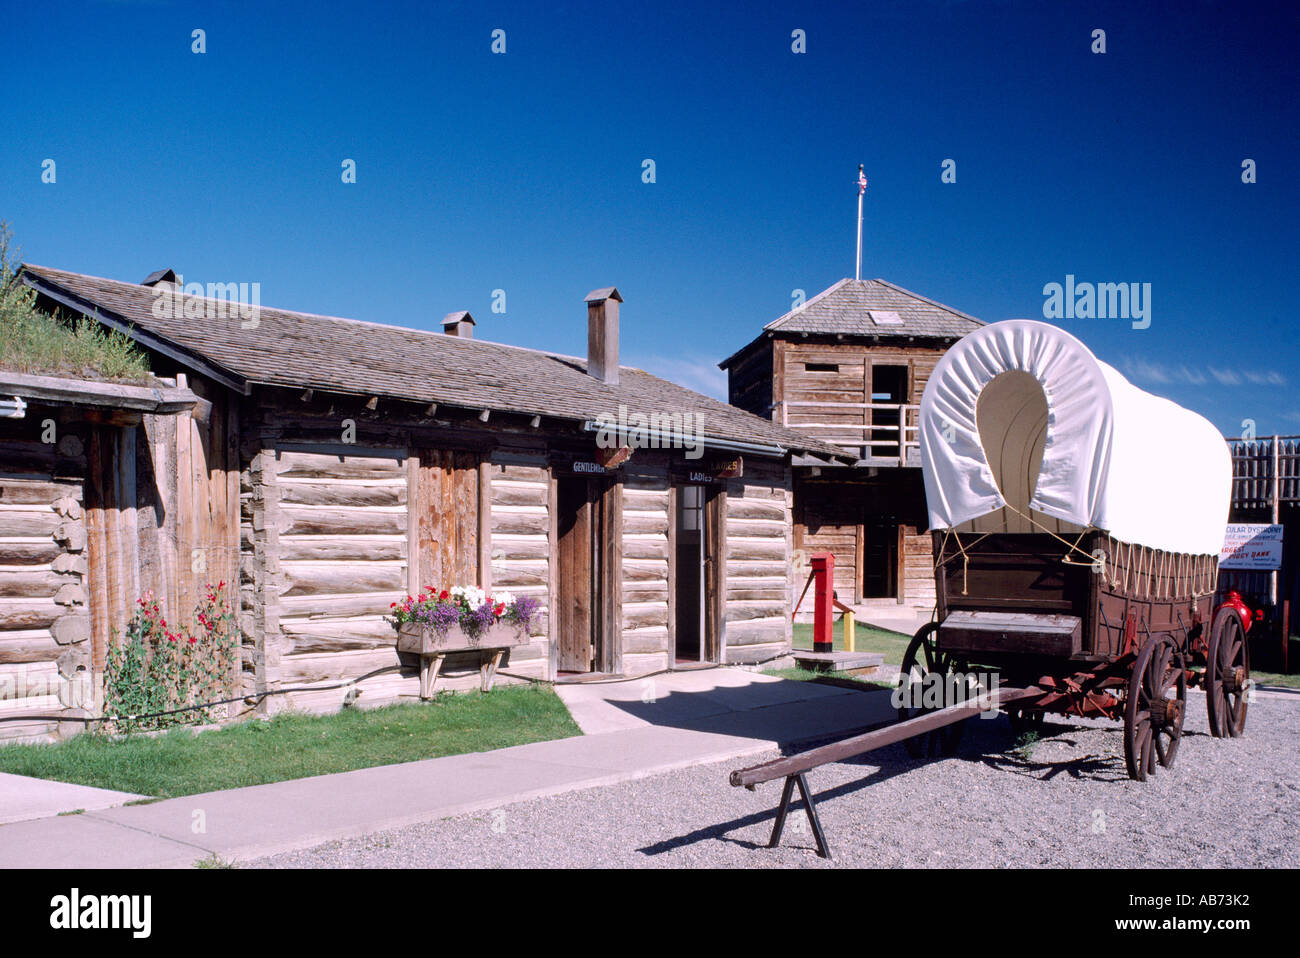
585;287;622;385
442;311;475;338
141;268;180;292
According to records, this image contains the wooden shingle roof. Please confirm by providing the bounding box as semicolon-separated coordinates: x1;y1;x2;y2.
764;278;983;339
20;264;845;457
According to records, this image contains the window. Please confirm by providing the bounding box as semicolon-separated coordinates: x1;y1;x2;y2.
679;485;703;531
805;362;839;372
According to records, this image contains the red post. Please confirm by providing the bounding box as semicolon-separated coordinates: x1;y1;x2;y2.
810;552;835;653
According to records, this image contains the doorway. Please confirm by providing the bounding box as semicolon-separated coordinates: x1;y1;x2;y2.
862;515;899;599
674;484;722;663
870;364;909;460
556;475;616;673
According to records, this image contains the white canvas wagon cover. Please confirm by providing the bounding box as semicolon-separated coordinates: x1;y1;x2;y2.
919;319;1231;557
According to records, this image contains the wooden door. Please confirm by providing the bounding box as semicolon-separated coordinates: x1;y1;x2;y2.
556;477;594;672
702;485;725;661
412;449;480;594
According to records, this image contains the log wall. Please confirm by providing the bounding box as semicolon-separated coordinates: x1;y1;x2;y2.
0;420;90;742
485;456;551;680
723;459;794;664
620;463;671;675
267;448;411;713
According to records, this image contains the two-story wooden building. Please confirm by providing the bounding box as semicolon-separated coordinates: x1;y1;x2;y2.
720;277;983;610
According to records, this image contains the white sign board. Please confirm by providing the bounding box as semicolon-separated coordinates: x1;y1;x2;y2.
1219;523;1283;570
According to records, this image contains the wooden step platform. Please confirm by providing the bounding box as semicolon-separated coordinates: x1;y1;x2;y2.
791;650;885;676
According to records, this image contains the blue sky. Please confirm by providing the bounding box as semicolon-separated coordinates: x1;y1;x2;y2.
3;0;1296;436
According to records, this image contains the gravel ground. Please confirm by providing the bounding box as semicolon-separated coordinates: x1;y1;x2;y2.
251;691;1299;868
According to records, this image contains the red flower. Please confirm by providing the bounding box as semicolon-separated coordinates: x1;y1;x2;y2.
439;590;449;601
188;636;197;645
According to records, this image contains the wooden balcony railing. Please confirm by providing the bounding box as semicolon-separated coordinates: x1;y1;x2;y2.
776;400;921;466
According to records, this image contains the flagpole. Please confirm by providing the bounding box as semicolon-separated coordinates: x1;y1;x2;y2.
855;164;865;281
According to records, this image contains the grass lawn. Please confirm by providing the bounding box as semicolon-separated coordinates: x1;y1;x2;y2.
791;620;913;665
0;684;580;799
1252;668;1300;689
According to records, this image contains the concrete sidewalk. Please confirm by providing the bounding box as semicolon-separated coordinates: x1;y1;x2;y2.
0;772;143;826
0;668;897;869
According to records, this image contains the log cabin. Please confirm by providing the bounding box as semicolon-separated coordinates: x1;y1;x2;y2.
3;264;847;738
719;277;984;611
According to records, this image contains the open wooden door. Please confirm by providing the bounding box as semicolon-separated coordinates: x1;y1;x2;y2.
556;476;594;672
554;473;620;674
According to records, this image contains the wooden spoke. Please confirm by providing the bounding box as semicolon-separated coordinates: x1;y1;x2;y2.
1124;634;1186;781
1207;609;1250;739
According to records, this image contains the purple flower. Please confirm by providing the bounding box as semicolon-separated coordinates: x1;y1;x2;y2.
429;602;460;636
508;595;542;632
462;601;498;642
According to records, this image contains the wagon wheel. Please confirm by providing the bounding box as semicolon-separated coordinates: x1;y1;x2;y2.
898;623;969;758
1123;635;1187;781
1206;608;1250;738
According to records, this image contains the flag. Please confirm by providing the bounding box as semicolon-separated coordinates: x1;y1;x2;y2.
857;167;867;195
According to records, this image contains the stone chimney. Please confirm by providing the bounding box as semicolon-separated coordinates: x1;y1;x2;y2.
442;311;475;338
584;287;622;385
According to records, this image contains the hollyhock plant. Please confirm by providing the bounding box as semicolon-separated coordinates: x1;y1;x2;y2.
105;583;238;734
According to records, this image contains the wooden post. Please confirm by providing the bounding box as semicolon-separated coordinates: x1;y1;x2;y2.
1272;436;1280;606
478;458;493;593
843;609;855;652
546;466;559;681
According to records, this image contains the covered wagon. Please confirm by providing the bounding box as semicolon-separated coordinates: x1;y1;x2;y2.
732;319;1251;857
912;318;1246;777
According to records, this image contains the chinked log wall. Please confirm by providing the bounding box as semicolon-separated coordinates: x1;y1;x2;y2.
621;462;671;674
723;459;794;663
0;422;90;742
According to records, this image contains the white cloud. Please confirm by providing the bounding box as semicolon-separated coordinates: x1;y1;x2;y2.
1125;359;1285;389
628;355;728;400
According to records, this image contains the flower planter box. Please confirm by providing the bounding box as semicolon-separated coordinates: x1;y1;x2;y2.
396;621;530;698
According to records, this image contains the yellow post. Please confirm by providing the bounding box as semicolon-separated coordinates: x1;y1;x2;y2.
843;610;855;652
